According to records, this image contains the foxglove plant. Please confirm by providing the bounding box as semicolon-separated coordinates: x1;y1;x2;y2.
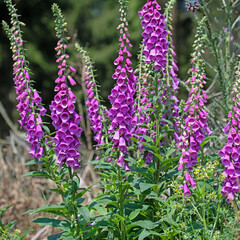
136;0;179;166
220;56;240;203
3;0;46;160
50;4;82;170
177;17;211;196
162;0;180;130
107;0;137;171
75;44;106;147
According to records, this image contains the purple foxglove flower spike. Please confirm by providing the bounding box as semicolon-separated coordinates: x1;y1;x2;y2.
3;2;46;160
177;18;210;195
220;56;240;203
107;0;137;169
51;4;82;170
75;44;107;148
136;0;180;164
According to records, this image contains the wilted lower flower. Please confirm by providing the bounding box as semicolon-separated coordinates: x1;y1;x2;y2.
50;4;82;170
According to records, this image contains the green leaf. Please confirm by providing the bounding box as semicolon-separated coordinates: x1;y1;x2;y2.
24;205;66;217
42;125;51;134
93;204;107;215
19;229;33;240
0;204;14;218
97;172;110;178
33;218;71;231
22;171;49;178
47;232;64;240
165;148;175;158
139;183;155;192
24;159;44;166
107;229;114;240
129;209;141;220
139;229;150;240
164;215;179;227
128;220;160;230
79;207;90;223
200;135;218;148
140;135;154;143
85;160;101;165
159;118;173;126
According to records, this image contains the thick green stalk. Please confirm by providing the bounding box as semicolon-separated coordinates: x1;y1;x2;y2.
68;167;83;240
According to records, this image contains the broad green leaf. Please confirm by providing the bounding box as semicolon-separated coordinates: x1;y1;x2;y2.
200;135;218;148
33;218;71;231
140;135;154;143
42;125;51;134
24;205;67;218
139;183;155;192
22;171;49;178
164;215;179;227
129;209;141;220
128;220;160;230
94;205;107;215
97;172;110;178
47;232;64;240
165;148;175;158
139;229;150;240
79;206;90;223
24;159;44;165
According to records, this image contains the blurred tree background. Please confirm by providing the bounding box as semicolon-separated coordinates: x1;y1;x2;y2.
0;0;239;138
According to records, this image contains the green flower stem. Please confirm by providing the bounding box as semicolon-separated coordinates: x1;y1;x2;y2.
118;166;126;240
43;145;65;194
210;199;222;237
68;167;83;240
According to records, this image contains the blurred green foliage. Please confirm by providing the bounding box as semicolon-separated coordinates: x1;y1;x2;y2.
1;0;238;138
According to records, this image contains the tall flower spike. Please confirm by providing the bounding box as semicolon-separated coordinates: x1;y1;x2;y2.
177;17;211;195
135;0;179;165
139;0;168;72
135;46;153;156
161;0;179;131
108;0;137;171
220;56;240;203
75;43;106;147
3;0;46;159
50;4;82;170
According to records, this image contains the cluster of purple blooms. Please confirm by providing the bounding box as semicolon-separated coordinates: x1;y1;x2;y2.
84;64;103;146
139;0;168;72
50;37;82;170
177;67;211;196
220;64;240;202
107;4;137;171
137;1;180;164
9;20;46;159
